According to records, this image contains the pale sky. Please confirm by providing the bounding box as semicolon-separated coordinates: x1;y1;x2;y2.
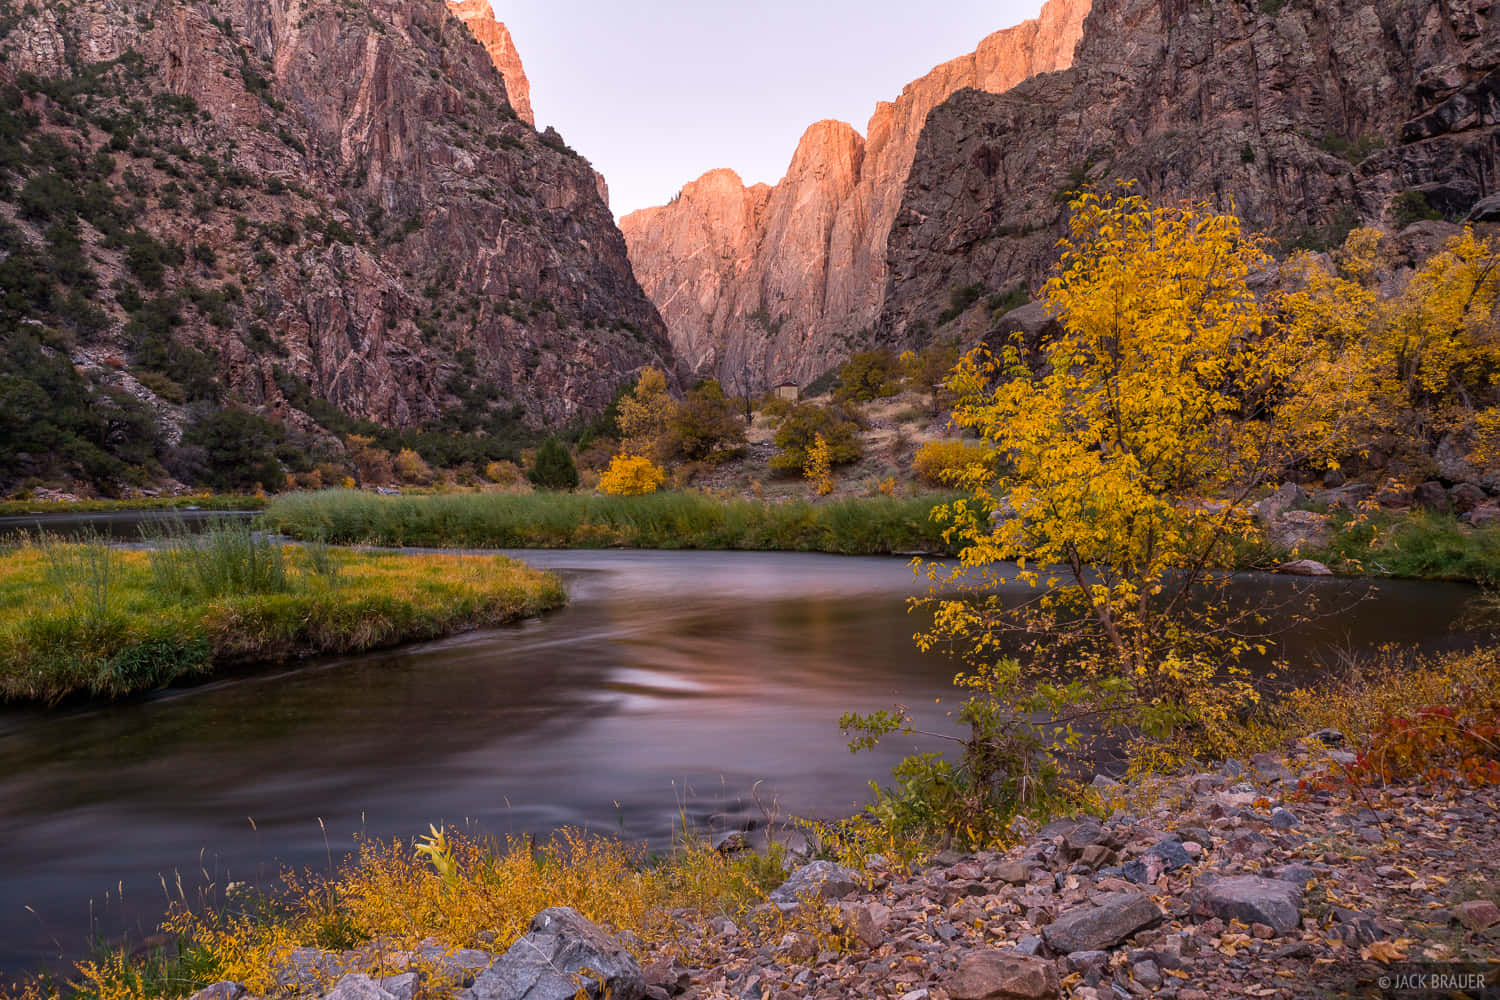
485;0;1050;219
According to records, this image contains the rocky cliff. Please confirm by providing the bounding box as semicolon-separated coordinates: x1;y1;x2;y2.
880;0;1500;346
619;0;1090;391
446;0;534;127
0;0;672;488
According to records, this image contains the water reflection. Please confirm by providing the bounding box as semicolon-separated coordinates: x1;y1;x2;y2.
0;549;1481;974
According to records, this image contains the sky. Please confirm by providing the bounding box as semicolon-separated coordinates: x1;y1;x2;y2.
485;0;1050;219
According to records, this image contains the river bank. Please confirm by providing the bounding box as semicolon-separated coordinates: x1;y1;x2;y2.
0;530;565;703
19;647;1497;1000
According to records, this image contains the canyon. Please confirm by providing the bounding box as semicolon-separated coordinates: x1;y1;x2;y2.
619;0;1090;391
0;0;672;489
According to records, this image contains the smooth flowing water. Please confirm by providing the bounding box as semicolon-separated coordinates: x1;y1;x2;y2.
0;547;1482;974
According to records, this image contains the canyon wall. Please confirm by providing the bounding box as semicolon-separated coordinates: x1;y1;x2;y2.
0;0;672;449
620;0;1090;391
880;0;1500;347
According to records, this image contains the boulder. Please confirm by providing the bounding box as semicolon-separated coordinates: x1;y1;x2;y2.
380;973;419;1000
1268;510;1332;552
325;975;398;1000
1465;501;1500;527
991;860;1034;885
186;985;247;1000
1042;893;1163;953
1451;483;1488;514
1414;480;1451;512
1456;899;1500;930
712;830;749;854
1467;193;1500;222
1278;559;1333;576
1313;482;1374;510
467;907;645;1000
839;901;891;948
948;950;1061;1000
1252;483;1306;524
768;860;861;912
1198;876;1304;935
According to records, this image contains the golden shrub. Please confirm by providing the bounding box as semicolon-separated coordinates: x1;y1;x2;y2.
598;455;666;496
911;438;995;488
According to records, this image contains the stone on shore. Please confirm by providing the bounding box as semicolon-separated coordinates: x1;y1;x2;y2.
466;907;645;1000
767;860;861;912
1041;893;1163;953
948;950;1061;1000
1198;876;1304;935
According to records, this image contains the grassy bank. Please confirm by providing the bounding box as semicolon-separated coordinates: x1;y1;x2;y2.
0;526;565;703
261;489;961;555
1314;510;1500;584
0;495;268;517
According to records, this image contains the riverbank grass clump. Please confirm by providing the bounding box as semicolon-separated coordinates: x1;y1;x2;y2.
0;525;565;703
261;489;960;554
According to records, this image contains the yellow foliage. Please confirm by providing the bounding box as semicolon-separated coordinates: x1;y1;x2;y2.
910;438;995;488
483;460;522;486
804;433;834;496
394;448;433;486
598;454;666;496
616;368;675;459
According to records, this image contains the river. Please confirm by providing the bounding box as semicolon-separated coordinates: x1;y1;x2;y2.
0;544;1483;975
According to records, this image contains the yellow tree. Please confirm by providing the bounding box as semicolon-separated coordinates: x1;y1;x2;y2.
845;193;1337;845
615;367;675;460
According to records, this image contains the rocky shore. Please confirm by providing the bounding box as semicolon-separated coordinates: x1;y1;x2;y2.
185;738;1499;1000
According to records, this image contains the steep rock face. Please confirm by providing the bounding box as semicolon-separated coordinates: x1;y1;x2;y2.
620;0;1089;390
881;0;1500;345
446;0;534;127
0;0;671;443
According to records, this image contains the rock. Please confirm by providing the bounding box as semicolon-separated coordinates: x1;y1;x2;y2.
1456;899;1500;930
1249;753;1293;781
1090;774;1120;790
1059;822;1105;860
1253;483;1307;524
1131;959;1163;988
619;0;1089;389
1414;480;1452;512
1274;864;1317;887
380;973;419;1000
1307;728;1346;747
1269;511;1333;551
1279;559;1333;576
768;861;861;912
713;831;750;854
445;0;534;125
1271;807;1299;829
325;974;398;1000
1079;844;1117;869
467;907;645;1000
1015;935;1044;956
414;942;493;984
1468;193;1500;222
1451;483;1488;514
1322;468;1347;488
1465;501;1500;527
642;958;690;995
1065;951;1109;973
948;950;1062;1000
992;860;1034;885
1042;893;1163;953
839;902;891;947
1198;876;1304;935
1315;483;1376;509
186;984;246;1000
276;947;346;990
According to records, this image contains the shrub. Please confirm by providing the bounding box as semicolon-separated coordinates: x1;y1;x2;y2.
804;434;834;496
835;350;901;403
670;378;745;462
394;447;434;485
484;459;521;485
770;404;861;474
183;407;284;492
598;454;666;496
528;437;578;491
911;438;997;488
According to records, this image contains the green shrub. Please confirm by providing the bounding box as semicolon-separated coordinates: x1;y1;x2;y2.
528;437;578;490
770;404;862;474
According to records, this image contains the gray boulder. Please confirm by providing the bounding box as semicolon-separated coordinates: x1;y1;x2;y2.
1198;875;1304;935
1313;482;1375;510
1278;559;1333;576
186;985;247;1000
325;974;398;1000
467;907;645;1000
1465;501;1500;527
767;860;861;912
1268;510;1332;552
1253;483;1306;524
1042;893;1163;953
1451;483;1488;514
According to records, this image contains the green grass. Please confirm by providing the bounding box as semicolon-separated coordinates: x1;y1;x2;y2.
260;489;962;554
0;494;267;516
0;525;565;704
1315;511;1500;584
